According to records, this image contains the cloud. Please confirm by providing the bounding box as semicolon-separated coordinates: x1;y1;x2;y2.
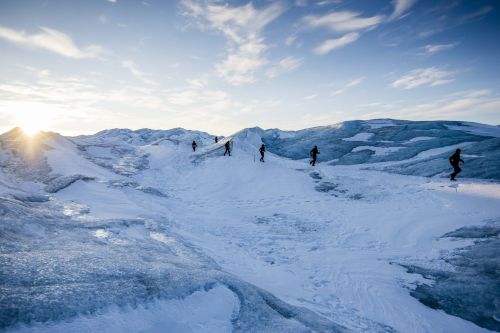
0;25;106;59
459;6;493;24
107;0;117;3
423;42;458;54
285;34;297;46
389;0;418;21
99;15;108;24
313;32;359;55
332;76;365;95
0;67;241;135
214;39;268;85
304;11;383;33
181;0;286;85
316;0;343;6
121;60;158;85
266;56;303;78
391;67;454;89
303;94;318;100
186;76;207;88
360;90;500;122
304;10;382;55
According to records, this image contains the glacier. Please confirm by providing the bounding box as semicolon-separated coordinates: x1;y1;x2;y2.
0;119;499;332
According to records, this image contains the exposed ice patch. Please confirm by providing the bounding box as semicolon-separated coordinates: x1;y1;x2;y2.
45;175;95;193
446;123;500;138
12;193;49;203
5;285;239;333
367;120;397;129
403;219;500;332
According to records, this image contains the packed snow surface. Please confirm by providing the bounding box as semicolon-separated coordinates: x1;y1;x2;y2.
342;133;374;142
1;119;499;333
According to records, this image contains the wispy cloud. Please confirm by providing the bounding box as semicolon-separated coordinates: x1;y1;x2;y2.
391;67;454;89
360;90;500;122
304;11;383;32
459;6;493;24
98;14;108;24
181;1;286;85
303;94;318;100
313;32;359;55
389;0;418;21
316;0;343;6
121;60;158;85
423;42;458;54
266;56;303;78
304;10;382;55
332;76;365;95
285;34;297;46
0;26;106;59
419;4;493;38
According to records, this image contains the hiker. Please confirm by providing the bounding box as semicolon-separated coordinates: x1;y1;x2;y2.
310;145;319;166
449;148;464;181
259;144;265;162
224;141;231;156
192;140;197;152
215;136;218;143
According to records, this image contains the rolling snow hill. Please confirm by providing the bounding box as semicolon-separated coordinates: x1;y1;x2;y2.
0;119;499;333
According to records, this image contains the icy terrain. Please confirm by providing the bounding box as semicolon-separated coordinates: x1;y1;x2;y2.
0;119;499;332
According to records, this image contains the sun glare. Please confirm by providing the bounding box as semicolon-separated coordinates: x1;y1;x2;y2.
20;124;42;136
13;104;54;137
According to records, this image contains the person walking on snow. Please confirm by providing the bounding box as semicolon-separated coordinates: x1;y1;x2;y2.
192;140;198;152
215;136;218;143
310;145;319;166
449;148;464;181
224;141;231;156
259;144;266;162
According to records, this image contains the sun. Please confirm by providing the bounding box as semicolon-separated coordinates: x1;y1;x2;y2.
20;123;43;136
13;103;54;136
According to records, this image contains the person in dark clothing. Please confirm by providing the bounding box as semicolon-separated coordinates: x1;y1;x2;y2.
259;144;265;162
449;148;464;181
224;141;231;156
192;140;198;152
310;145;319;166
215;136;218;143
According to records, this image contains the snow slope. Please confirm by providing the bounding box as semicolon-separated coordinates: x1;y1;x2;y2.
1;120;499;332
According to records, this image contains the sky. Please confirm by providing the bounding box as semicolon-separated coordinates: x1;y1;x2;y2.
0;0;499;136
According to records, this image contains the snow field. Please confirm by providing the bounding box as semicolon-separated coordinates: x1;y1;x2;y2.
1;121;499;332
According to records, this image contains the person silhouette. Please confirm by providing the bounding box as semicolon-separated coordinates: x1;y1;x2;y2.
192;140;198;152
224;141;231;156
449;148;464;181
309;145;319;166
215;136;218;143
259;144;265;162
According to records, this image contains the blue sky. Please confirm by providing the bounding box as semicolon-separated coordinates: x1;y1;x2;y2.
0;0;499;135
